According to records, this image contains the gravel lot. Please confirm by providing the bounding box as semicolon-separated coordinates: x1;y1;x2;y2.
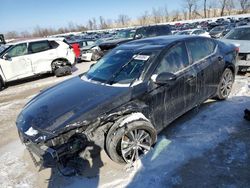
0;62;250;188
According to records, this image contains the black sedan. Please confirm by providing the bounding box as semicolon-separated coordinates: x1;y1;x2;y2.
16;36;238;168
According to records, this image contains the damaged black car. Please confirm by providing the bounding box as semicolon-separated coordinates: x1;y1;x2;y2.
16;35;238;168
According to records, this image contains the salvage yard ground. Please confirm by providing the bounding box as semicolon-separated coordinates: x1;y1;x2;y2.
0;62;250;188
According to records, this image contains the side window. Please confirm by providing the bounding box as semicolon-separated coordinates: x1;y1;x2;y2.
29;40;51;54
205;39;216;54
155;42;189;74
87;41;95;46
49;40;59;49
7;43;28;58
186;38;215;63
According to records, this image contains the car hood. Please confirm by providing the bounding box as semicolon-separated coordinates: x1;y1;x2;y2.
17;76;132;140
220;39;250;53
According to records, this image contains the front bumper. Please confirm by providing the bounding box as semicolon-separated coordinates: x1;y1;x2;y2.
25;142;59;167
18;130;88;168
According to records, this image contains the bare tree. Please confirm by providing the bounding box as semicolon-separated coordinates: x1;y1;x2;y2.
219;0;227;16
240;0;250;13
5;31;19;39
87;19;94;30
183;0;199;19
117;14;130;27
138;11;149;26
172;10;181;21
163;6;170;22
151;8;163;23
225;0;235;15
203;0;207;17
99;16;108;29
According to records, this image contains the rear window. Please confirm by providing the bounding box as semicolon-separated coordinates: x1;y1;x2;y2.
225;27;250;40
29;40;51;53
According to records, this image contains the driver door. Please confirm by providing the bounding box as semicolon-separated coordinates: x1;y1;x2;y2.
143;42;198;131
1;43;33;81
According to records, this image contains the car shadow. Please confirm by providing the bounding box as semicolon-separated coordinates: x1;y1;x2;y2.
47;141;104;188
126;96;250;188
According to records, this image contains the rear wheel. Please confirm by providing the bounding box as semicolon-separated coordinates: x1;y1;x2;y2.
215;68;234;100
106;119;157;164
54;66;72;77
52;60;72;77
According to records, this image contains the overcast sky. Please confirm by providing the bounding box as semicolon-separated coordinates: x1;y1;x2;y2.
1;0;184;33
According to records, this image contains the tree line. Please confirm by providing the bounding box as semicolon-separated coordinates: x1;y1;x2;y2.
4;0;250;39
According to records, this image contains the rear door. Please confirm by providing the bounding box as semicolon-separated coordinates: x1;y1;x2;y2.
28;40;57;74
186;38;218;102
0;43;33;81
144;42;197;130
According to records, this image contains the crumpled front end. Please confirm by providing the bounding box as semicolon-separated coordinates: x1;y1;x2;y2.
18;126;89;168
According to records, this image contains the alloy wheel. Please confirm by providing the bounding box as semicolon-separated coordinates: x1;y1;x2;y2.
220;70;233;98
121;129;152;163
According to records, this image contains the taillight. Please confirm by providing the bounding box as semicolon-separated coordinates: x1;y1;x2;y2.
235;47;239;53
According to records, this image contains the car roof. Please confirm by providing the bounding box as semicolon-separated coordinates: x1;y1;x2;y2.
235;25;250;29
117;35;198;51
8;37;64;45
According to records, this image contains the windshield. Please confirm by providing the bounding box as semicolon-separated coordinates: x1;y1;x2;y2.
84;49;155;85
225;27;250;40
115;29;135;39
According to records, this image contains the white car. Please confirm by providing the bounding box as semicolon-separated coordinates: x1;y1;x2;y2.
176;29;211;38
0;38;76;89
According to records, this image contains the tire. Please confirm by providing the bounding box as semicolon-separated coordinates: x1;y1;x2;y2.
91;51;101;61
215;68;234;100
0;77;4;91
106;119;157;164
54;66;72;77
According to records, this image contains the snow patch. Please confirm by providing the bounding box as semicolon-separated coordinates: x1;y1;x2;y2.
119;112;149;127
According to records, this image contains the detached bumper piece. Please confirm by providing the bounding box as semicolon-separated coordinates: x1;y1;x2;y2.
26;142;59;168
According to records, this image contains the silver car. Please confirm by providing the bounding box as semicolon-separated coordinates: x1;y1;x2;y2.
220;25;250;73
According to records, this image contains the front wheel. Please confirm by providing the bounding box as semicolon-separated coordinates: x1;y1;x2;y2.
106;119;157;164
215;68;234;100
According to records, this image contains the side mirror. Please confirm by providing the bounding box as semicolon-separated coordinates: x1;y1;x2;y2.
152;72;177;85
134;34;142;40
3;53;10;60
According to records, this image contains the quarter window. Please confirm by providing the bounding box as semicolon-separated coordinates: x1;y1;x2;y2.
29;41;51;54
155;42;189;74
7;43;28;58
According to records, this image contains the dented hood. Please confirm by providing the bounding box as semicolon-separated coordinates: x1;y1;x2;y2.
17;76;132;138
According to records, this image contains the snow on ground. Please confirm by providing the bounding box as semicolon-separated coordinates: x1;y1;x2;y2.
0;63;249;188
